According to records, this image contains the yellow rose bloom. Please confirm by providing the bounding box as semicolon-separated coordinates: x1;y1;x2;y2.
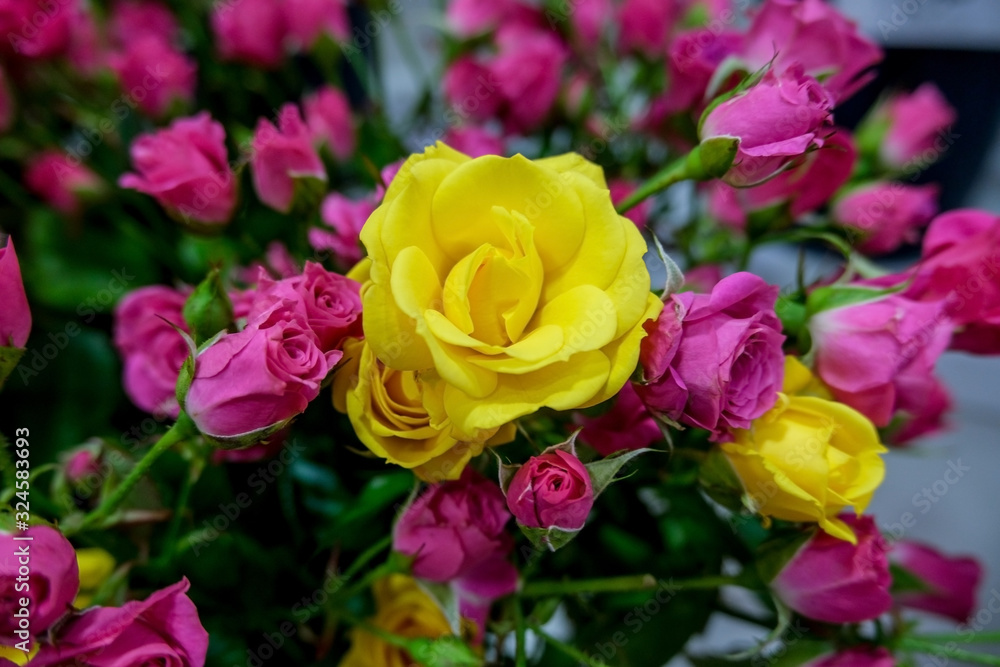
333;337;515;481
0;643;37;665
340;575;453;667
719;357;887;543
74;547;116;608
359;144;662;440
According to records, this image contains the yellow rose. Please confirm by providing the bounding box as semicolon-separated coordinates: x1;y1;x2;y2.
340;575;453;667
0;643;37;665
359;144;662;440
74;547;116;608
333;337;516;481
719;357;887;542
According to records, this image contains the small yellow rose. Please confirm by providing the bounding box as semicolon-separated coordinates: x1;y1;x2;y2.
359;144;662;440
339;575;453;667
74;547;116;608
719;357;887;542
333;338;515;481
0;643;37;665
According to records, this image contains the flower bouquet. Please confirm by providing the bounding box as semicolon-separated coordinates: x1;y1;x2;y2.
1;0;998;665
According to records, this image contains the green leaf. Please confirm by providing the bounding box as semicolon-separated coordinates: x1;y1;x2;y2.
890;562;933;595
805;282;903;317
408;636;483;667
775;297;807;339
183;267;235;344
416;580;462;635
0;345;25;390
755;529;815;584
519;524;582;552
698;447;745;512
585;448;657;497
722;598;794;660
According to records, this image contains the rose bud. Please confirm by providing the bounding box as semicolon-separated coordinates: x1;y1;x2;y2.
618;0;682;56
443;56;503;125
892;540;982;622
113;285;191;417
700;66;834;187
771;515;892;623
24;151;103;216
809;292;951;430
285;0;349;52
0;236;31;349
863;83;956;170
1;525;79;637
210;0;286;68
182;301;335;445
108;0;179;45
119;112;237;228
0;0;76;59
109;35;197;118
30;578;208;667
575;383;661;457
506;449;594;531
809;647;895;667
63;445;103;487
491;26;568;133
309;193;376;269
636;272;786;441
832;182;939;255
740;0;881;103
250;104;327;213
303;85;355;161
394;468;516;586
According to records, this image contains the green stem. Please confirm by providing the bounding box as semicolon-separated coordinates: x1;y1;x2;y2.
161;453;206;556
521;573;743;598
900;638;1000;667
534;626;604;667
342;535;393;582
616;155;691;214
915;633;1000;646
514;598;528;667
68;413;197;535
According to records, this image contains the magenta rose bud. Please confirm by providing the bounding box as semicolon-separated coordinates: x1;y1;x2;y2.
772;515;892;624
0;0;76;59
701;66;833;187
250;104;327;213
24;151;103;216
445;0;515;37
492;26;568;133
809;292;951;429
285;0;349;51
30;578;208;667
210;0;286;68
394;468;515;585
809;647;895;667
833;182;939;255
109;35;197;118
114;285;191;417
443;126;505;158
877;84;956;169
575;383;661;457
740;0;881;103
0;236;32;349
892;541;982;622
183;301;335;443
309;193;376;269
1;525;79;637
506;450;594;531
636;272;785;440
108;0;179;45
119;112;237;227
443;56;503;124
568;0;611;46
618;0;682;56
303;85;355;161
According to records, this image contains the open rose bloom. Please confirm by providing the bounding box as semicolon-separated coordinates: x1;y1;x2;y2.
5;0;999;664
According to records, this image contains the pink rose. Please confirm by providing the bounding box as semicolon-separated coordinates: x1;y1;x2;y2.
636;272;785;440
251;104;327;213
492;26;568;132
506;449;594;531
443;126;505;158
656;29;743;118
0;236;31;349
309;193;376;268
682;264;723;293
833;182;939;255
210;0;286;68
741;0;882;103
247;261;362;353
445;0;516;37
701;66;833;187
708;128;856;228
609;179;652;229
211;428;288;464
24;151;102;216
119;112;237;227
772;514;892;623
575;383;661;457
63;445;103;486
1;526;78;639
878;84;956;169
394;468;516;585
109;35;197;118
443;56;502;125
184;301;334;440
303;86;355;161
618;0;682;56
31;578;208;667
0;0;76;59
891;374;950;445
809;647;895;667
65;11;105;76
810;292;952;428
0;66;13;132
108;0;179;46
569;0;612;46
892;541;982;622
904;209;1000;354
113;285;191;417
286;0;349;50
